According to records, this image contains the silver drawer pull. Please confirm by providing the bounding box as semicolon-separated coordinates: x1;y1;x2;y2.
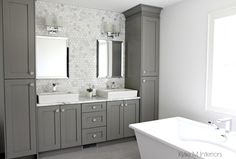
125;104;128;107
143;80;146;83
61;109;65;112
143;70;146;74
29;71;34;75
29;83;34;87
120;104;124;107
92;118;97;122
92;134;97;138
55;109;60;113
92;106;97;109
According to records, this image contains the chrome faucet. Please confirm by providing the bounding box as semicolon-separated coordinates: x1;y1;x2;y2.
217;118;232;133
208;121;220;130
52;83;57;92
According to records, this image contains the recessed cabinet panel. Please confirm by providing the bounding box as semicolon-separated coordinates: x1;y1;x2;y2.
107;101;124;140
142;16;159;77
5;79;36;158
141;77;158;122
38;106;61;152
124;100;139;137
3;0;35;79
61;104;82;148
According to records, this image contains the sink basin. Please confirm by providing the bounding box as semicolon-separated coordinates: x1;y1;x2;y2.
38;92;79;104
96;88;138;99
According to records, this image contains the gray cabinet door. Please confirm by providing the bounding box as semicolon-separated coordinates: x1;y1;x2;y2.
3;0;35;79
61;104;82;149
141;16;159;77
107;101;124;140
38;106;61;152
140;77;159;122
5;79;36;158
124;100;139;137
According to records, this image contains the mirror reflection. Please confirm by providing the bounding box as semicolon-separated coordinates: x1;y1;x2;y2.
36;36;69;79
97;40;124;78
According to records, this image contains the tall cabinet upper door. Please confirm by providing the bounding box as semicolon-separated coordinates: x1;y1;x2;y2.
5;80;36;158
124;100;139;138
107;101;124;140
141;16;159;77
140;77;159;122
38;106;61;152
61;104;82;149
3;0;35;79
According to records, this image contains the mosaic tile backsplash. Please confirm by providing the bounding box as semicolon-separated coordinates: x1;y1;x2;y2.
36;1;125;96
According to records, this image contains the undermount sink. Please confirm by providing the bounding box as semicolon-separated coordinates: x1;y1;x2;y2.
96;88;138;99
38;92;79;104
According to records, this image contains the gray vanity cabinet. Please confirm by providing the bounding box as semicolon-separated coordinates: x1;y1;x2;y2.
5;79;36;158
124;4;162;122
38;106;61;152
38;104;82;152
61;104;82;149
123;100;139;137
3;0;35;79
107;101;124;140
107;100;139;140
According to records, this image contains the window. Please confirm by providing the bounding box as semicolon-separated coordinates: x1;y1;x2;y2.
206;7;236;115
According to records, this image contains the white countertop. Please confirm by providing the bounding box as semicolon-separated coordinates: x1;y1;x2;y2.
37;96;140;107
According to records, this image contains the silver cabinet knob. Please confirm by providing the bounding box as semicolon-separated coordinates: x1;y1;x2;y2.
29;83;34;87
125;104;128;107
143;80;146;83
92;106;97;109
61;109;65;112
92;118;97;122
55;109;60;113
143;70;146;74
29;71;34;75
92;134;97;138
120;104;124;107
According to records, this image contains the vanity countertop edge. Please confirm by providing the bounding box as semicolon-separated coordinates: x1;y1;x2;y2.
37;96;141;107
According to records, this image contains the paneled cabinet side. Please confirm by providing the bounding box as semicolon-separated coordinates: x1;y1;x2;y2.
0;0;5;155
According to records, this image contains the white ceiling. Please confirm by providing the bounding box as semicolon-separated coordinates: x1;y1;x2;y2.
38;0;184;13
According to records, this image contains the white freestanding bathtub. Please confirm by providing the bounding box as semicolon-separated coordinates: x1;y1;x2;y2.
130;117;236;159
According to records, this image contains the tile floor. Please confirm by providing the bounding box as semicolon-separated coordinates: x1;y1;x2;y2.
40;141;141;159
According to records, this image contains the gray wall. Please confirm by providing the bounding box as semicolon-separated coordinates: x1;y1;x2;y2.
0;0;5;153
159;0;236;130
36;1;125;95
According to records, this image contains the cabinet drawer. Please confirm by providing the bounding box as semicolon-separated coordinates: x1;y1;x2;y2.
82;127;106;145
82;102;106;113
82;112;106;128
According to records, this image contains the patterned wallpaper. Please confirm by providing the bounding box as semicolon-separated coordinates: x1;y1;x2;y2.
35;1;125;95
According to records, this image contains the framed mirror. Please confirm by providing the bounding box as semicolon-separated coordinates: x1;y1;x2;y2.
97;40;124;78
36;36;69;79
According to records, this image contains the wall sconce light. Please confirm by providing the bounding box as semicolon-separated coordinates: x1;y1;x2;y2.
45;14;63;34
102;22;120;38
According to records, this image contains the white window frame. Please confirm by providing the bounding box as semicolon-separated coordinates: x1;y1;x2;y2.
206;7;236;115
